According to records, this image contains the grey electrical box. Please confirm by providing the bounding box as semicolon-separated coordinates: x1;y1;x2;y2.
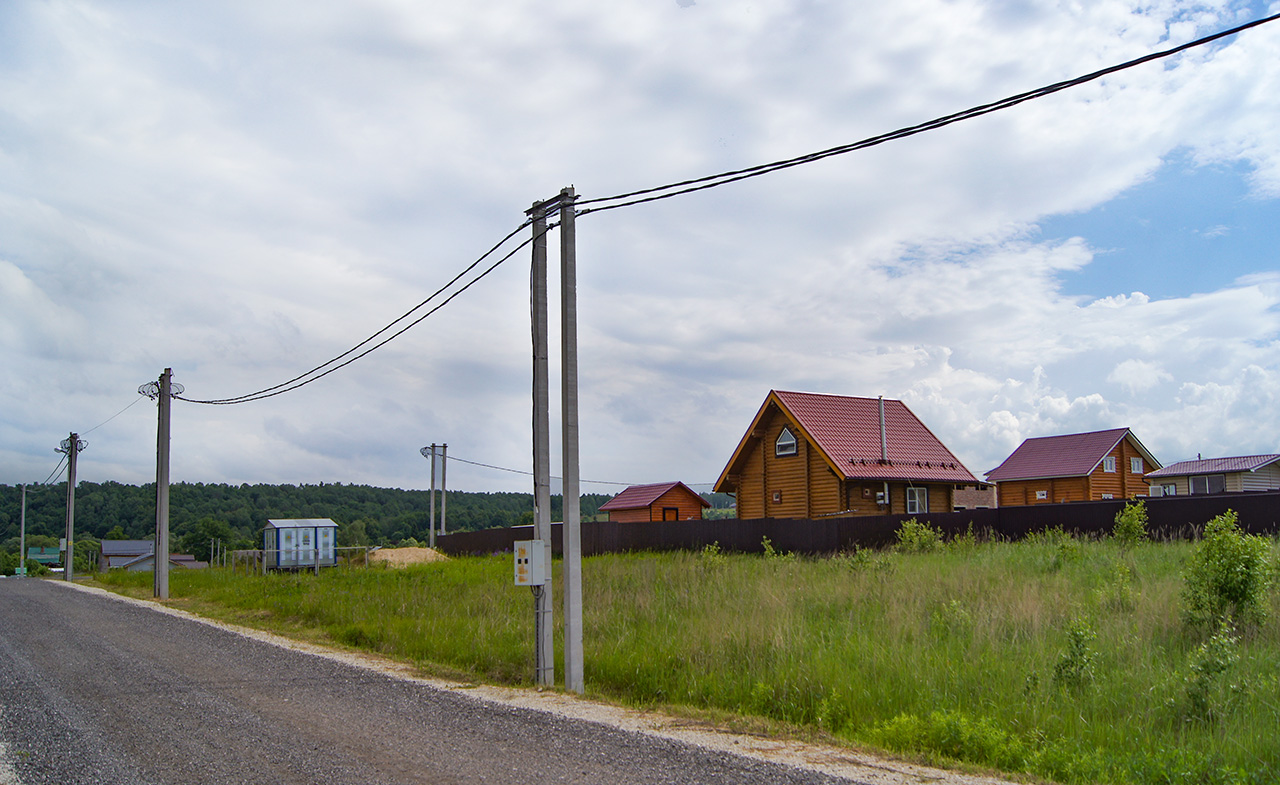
514;540;545;586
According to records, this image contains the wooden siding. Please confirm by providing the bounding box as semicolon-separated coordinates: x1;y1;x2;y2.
728;403;955;519
605;487;705;523
997;435;1152;506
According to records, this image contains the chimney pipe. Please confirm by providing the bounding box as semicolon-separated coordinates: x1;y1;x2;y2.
879;395;887;463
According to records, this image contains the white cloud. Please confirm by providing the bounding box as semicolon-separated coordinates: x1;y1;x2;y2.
2;0;1279;493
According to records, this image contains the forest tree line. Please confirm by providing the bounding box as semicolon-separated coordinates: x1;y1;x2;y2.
0;481;734;567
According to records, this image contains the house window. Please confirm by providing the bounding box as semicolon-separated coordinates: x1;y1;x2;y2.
906;487;928;515
1130;457;1143;474
775;427;797;456
1035;490;1048;500
1189;475;1226;495
1161;483;1176;496
1101;493;1114;500
1102;457;1116;473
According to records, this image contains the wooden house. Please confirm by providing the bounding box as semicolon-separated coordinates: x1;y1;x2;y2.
598;482;711;522
264;518;338;569
1144;454;1280;497
985;428;1160;506
714;390;981;519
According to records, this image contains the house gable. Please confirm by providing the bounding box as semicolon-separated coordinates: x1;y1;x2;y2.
988;428;1160;505
715;390;980;519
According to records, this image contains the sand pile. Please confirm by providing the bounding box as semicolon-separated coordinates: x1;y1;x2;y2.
368;547;449;567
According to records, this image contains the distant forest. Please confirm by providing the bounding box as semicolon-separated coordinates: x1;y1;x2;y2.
0;482;735;561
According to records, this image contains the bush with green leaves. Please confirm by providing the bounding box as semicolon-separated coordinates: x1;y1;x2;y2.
895;517;943;553
1113;501;1149;547
1178;622;1243;723
1053;616;1098;690
698;541;726;569
1181;510;1274;630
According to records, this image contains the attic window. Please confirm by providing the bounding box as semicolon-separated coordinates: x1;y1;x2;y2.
1102;457;1117;473
775;427;798;457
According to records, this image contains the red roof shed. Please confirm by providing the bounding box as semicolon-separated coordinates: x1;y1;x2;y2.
598;482;710;523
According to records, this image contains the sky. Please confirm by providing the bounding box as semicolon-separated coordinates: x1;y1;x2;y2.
2;0;1279;497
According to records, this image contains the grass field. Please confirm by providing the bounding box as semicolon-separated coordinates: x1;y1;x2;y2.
96;525;1279;785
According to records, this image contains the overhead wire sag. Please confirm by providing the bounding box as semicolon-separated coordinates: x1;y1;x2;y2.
178;218;538;405
575;12;1280;217
169;11;1279;406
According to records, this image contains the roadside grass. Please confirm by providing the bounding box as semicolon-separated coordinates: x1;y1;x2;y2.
95;536;1280;784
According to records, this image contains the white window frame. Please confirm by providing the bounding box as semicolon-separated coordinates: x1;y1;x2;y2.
1161;483;1176;496
1130;457;1143;474
1035;490;1048;500
1101;493;1114;500
775;427;797;457
906;486;928;515
1102;457;1117;473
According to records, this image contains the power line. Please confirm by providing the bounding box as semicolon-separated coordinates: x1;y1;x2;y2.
160;11;1280;408
41;454;68;486
575;11;1280;217
81;396;146;435
445;453;718;489
178;219;543;405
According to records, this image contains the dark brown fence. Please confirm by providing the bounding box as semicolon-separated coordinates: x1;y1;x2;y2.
437;490;1280;557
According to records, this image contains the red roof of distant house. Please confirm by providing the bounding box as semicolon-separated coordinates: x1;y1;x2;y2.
599;482;710;512
718;391;980;487
985;428;1159;482
1146;454;1280;478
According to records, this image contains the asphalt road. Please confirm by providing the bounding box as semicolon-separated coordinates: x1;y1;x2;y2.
0;578;869;785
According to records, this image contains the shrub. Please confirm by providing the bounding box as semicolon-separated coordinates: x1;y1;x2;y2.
1180;622;1242;723
760;536;796;562
1181;511;1274;630
1052;616;1098;690
895;518;943;553
1113;501;1149;547
698;541;726;569
1094;562;1137;613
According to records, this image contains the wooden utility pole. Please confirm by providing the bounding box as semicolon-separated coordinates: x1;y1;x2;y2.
529;197;555;687
559;186;583;694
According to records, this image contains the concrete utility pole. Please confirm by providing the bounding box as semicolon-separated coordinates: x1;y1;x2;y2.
18;483;27;577
57;433;85;581
428;444;437;549
141;369;181;599
559;186;583;694
528;197;555;687
440;443;447;536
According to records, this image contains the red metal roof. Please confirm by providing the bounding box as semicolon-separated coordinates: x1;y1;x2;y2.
718;391;979;484
599;481;710;511
1146;454;1280;478
984;428;1157;482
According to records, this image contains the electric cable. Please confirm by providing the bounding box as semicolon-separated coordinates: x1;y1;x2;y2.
575;11;1280;217
178;218;545;405
41;455;68;486
438;452;714;488
82;396;146;435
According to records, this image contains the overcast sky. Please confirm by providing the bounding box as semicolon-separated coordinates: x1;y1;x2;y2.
3;0;1279;496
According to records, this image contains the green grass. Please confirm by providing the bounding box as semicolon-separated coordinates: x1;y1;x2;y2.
95;537;1280;784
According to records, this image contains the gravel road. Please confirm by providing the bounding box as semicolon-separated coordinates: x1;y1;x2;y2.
0;579;1017;785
